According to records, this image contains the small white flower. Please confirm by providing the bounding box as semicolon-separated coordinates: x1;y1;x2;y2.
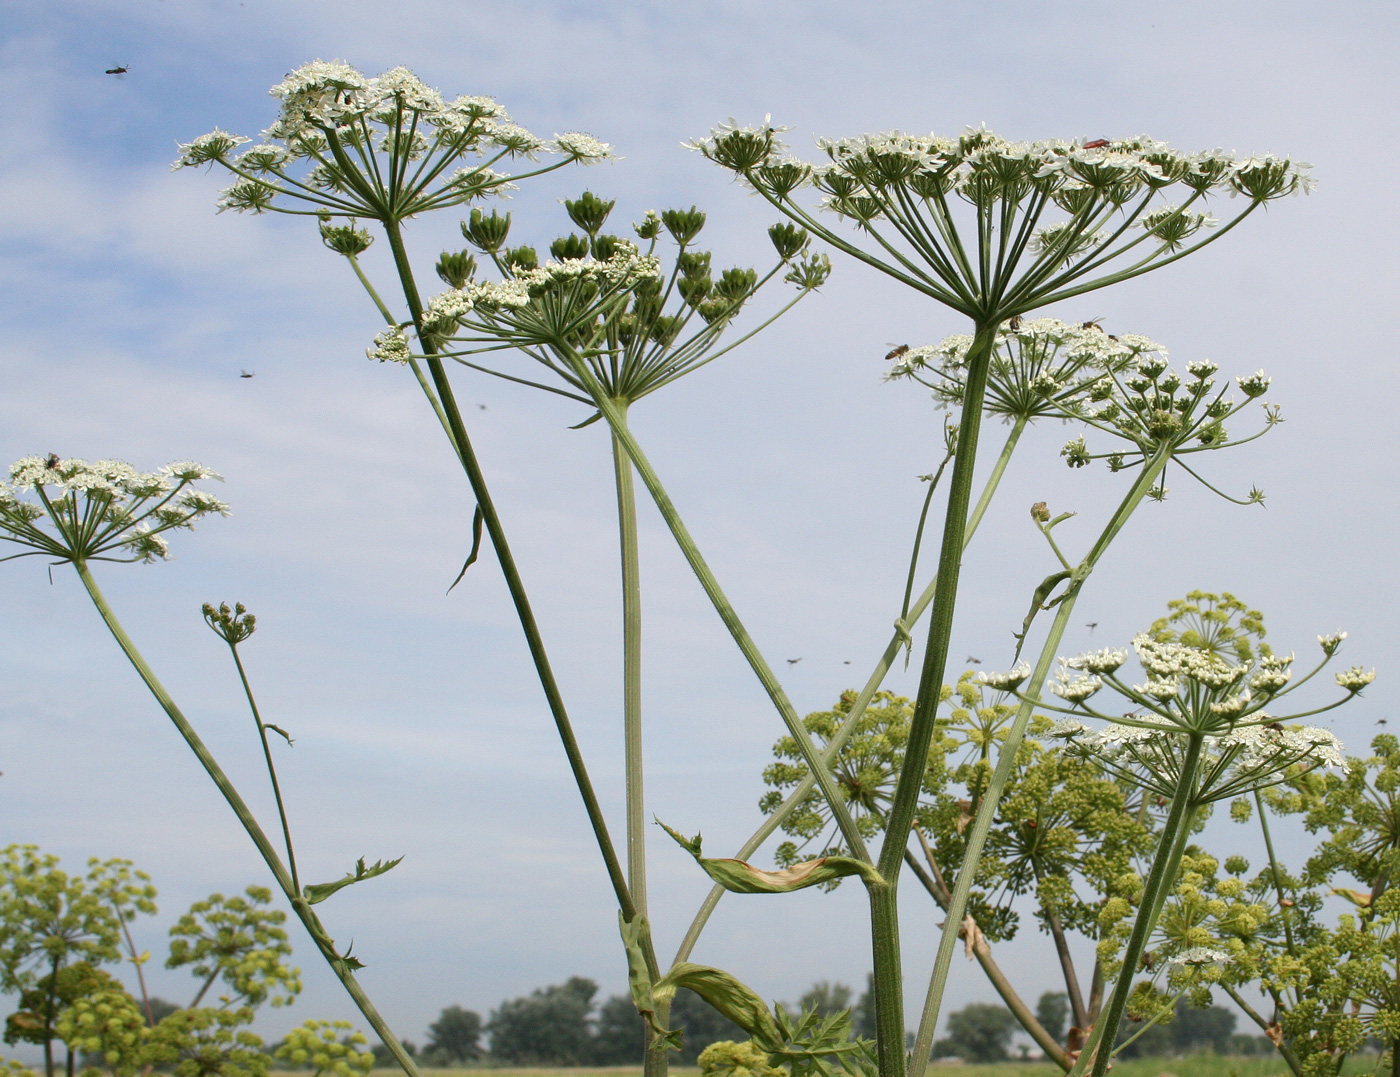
977;662;1031;692
1336;666;1377;693
1048;719;1090;739
1170;947;1230;967
367;326;411;364
1066;647;1129;675
551;132;614;162
1051;670;1103;704
1237;370;1271;398
1318;631;1347;656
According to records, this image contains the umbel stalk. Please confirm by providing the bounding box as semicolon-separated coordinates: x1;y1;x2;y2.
71;560;424;1077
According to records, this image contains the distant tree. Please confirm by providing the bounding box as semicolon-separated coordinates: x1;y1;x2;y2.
425;1006;482;1063
371;1040;418;1068
852;974;877;1040
487;977;597;1065
797;982;853;1017
145;997;181;1026
592;994;644;1065
1114;999;1238;1057
1035;992;1069;1045
933;1003;1019;1062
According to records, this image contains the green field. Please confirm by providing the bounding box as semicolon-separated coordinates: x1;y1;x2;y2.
370;1060;1368;1077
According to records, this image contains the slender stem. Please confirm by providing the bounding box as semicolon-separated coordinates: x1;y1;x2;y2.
871;321;999;1077
903;849;1071;1069
1043;899;1089;1030
1109;988;1187;1058
1222;984;1302;1077
114;910;155;1025
1254;789;1299;998
230;644;300;894
560;364;870;862
189;967;220;1010
1082;736;1205;1077
908;449;1171;1077
70;560;424;1077
670;418;1026;967
1087;960;1104;1024
43;952;59;1077
378;221;652;978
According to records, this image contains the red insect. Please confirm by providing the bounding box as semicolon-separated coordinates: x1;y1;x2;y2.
1082;139;1110;150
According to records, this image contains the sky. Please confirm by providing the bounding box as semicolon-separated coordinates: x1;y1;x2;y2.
1;0;1398;1056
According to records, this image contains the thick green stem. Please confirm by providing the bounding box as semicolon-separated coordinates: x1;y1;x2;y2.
908;448;1171;1077
870;322;998;1077
559;359;869;863
71;560;424;1077
671;418;1027;967
612;415;647;920
379;222;656;985
612;409;665;1077
1085;735;1204;1077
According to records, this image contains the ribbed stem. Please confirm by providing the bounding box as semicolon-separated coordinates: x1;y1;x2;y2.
908;448;1171;1077
380;222;647;966
1085;735;1204;1077
559;358;870;863
870;321;999;1077
72;560;424;1077
669;420;1026;967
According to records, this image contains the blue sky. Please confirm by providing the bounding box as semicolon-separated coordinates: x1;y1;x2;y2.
2;0;1398;1053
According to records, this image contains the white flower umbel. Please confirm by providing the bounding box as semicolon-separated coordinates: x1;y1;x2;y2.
1169;947;1230;967
977;662;1031;692
1;456;227;564
689;125;1312;320
887;318;1165;427
176;60;593;224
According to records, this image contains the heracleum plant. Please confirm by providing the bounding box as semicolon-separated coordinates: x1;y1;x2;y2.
1040;612;1368;1077
16;59;1324;1077
178;59;832;1077
0;460;416;1070
690;118;1311;1077
376;192;831;1073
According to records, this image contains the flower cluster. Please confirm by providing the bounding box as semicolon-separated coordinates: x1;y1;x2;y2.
176;61;610;222
888;318;1163;425
1042;604;1363;804
0;456;226;564
688;124;1311;317
405;191;829;410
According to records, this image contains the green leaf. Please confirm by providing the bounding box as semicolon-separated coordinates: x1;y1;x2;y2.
658;822;882;893
657;963;781;1053
446;507;485;594
263;724;294;746
1012;569;1072;660
303;856;403;906
617;914;682;1052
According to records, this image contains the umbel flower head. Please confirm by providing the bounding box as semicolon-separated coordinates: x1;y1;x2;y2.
688;124;1312;320
1042;596;1363;804
1054;351;1283;504
175;60;612;223
0;456;227;564
399;193;831;411
888;318;1163;424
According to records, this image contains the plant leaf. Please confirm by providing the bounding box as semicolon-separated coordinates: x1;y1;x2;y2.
1012;569;1073;660
264;723;294;746
303;856;404;906
447;507;485;594
659;822;882;893
657;962;782;1052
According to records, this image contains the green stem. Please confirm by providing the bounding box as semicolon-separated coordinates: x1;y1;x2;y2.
1254;789;1299;1000
670;417;1026;967
230;644;300;894
559;357;870;863
1222;984;1302;1077
908;447;1171;1077
378;221;653;979
1109;988;1187;1058
1076;737;1205;1077
612;412;647;921
71;560;424;1077
870;321;999;1077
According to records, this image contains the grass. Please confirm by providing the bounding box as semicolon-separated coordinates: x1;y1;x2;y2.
372;1056;1385;1077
